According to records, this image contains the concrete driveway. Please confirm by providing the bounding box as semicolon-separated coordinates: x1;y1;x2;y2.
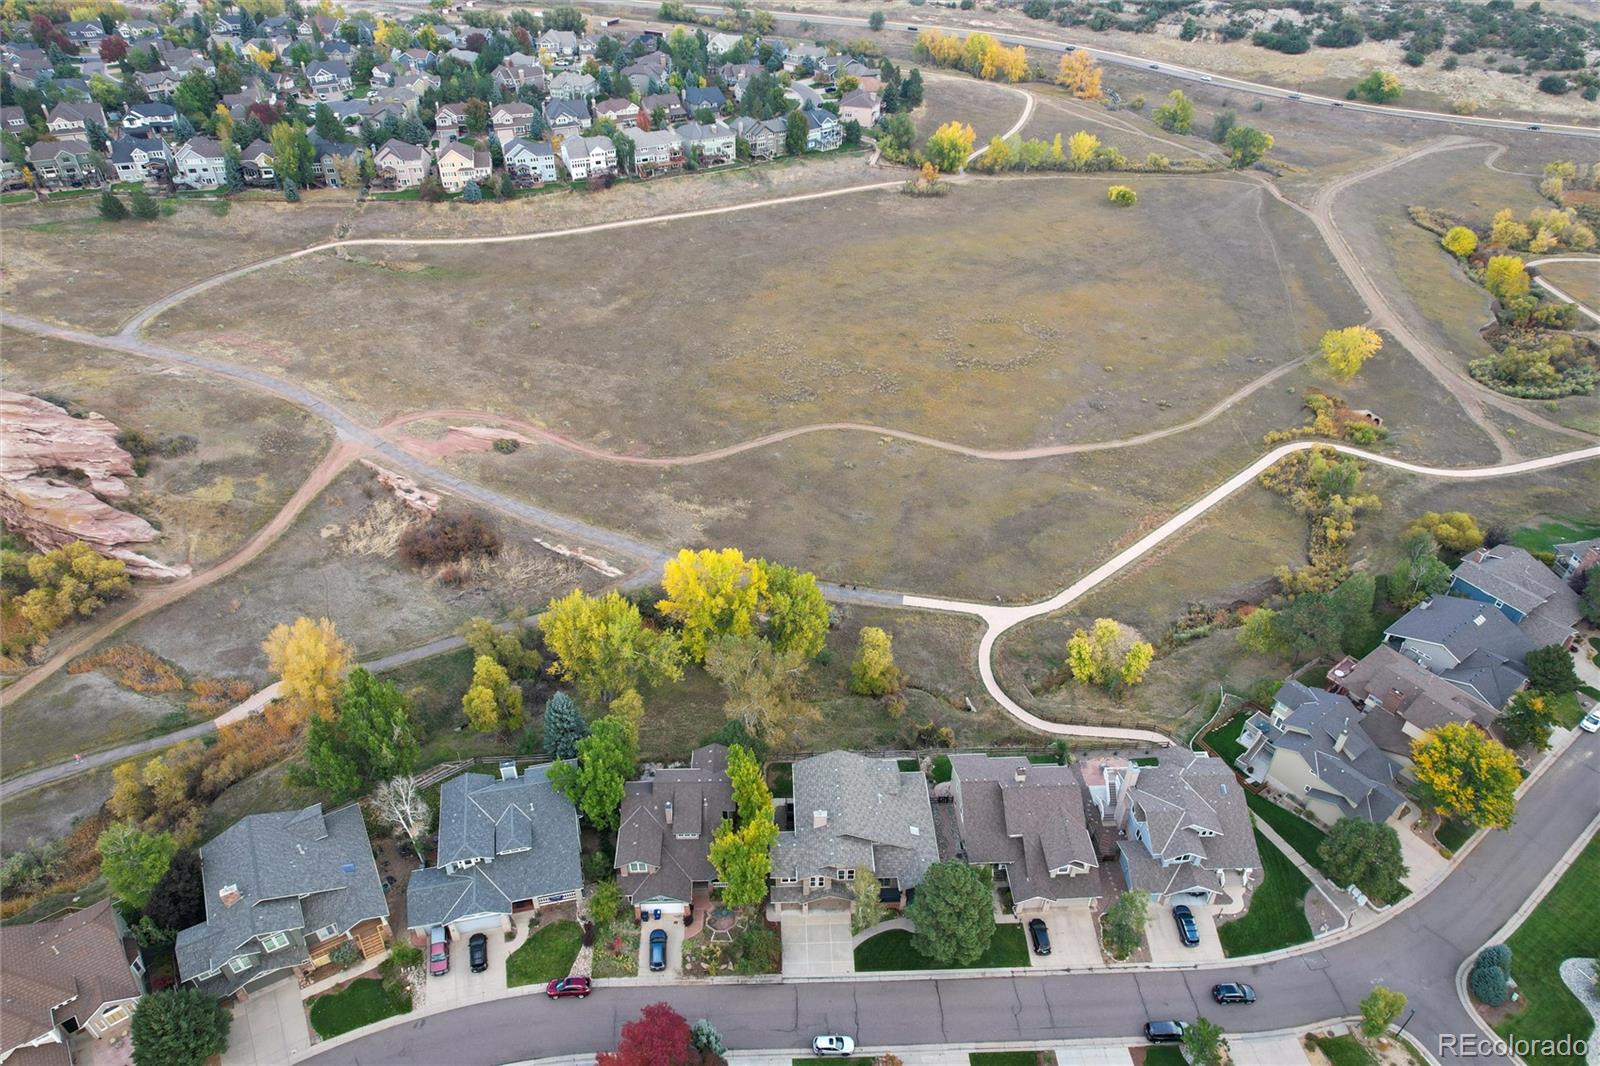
1146;902;1224;964
1397;820;1450;892
427;928;510;1011
779;909;855;977
639;913;685;977
222;976;310;1066
1019;906;1101;968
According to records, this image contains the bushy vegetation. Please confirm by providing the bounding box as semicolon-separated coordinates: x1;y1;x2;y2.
397;512;502;569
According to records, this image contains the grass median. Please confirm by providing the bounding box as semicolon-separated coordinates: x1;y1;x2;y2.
854;925;1030;972
1219;829;1314;957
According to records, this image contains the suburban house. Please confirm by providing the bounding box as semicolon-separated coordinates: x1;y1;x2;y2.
1089;752;1259;905
946;754;1100;913
548;70;597;100
594;97;641;129
405;763;583;938
135;69;180;97
1553;537;1600;580
503;137;558;184
1327;645;1500;760
374;138;428;188
1237;681;1406;826
0;900;144;1065
490;101;537;142
172;136;228;189
559;134;617;180
107;135;171;183
785;43;827;70
543;97;591;137
311;137;362;186
676;120;737;165
1383;595;1535;710
837;88;882;127
625;127;685;176
493;54;549;94
435;141;492;192
614;744;734;916
1449;544;1582;648
44;101;105;137
175;804;390;999
238;139;277;186
1;105;29;135
121;101;179;134
804;108;844;151
24;140;93;187
685;86;727;115
538;28;580;60
303;59;353;101
707;31;745;56
641;91;687;124
768;751;938;914
732;114;786;159
432;101;468;145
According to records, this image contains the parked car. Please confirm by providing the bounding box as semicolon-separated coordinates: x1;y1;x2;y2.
812;1034;857;1056
469;932;488;973
428;926;449;976
649;928;668;972
1580;709;1599;733
1213;982;1257;1004
546;976;593;999
1144;1020;1186;1043
1027;918;1051;956
1172;904;1200;947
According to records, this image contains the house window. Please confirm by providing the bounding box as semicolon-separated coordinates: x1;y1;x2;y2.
316;924;339;940
778;875;798;885
227;955;253;975
836;868;855;882
100;1005;129;1027
260;931;291;953
628;861;650;874
808;875;827;889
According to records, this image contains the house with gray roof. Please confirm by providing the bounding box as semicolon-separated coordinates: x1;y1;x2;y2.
543;97;592;137
107;135;171;183
675;119;736;165
946;755;1099;911
732;115;786;159
24;140;93;187
175;804;389;999
1383;595;1534;710
1327;645;1499;761
1093;752;1259;905
1449;544;1582;649
406;762;581;937
503;137;558;185
1553;537;1600;581
548;70;597;101
769;751;937;913
120;102;178;134
614;745;734;914
1237;681;1405;826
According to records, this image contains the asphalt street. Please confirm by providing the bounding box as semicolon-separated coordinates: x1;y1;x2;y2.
307;731;1598;1066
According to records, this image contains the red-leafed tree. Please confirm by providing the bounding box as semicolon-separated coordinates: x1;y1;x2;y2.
597;1003;711;1066
246;102;281;128
99;35;128;63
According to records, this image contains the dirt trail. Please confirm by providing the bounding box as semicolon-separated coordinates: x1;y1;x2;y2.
1;440;363;705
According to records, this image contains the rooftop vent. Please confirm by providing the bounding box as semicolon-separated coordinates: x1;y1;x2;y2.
813;810;828;829
341;862;357;874
1013;764;1027;784
219;884;242;907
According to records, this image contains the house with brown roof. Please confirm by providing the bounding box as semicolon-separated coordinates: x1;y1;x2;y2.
946;754;1099;912
614;744;735;917
0;900;145;1066
1326;645;1499;761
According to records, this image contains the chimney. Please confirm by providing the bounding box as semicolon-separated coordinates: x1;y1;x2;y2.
813;809;828;829
664;800;673;825
500;759;518;781
1334;725;1349;754
219;884;242;907
1013;763;1027;784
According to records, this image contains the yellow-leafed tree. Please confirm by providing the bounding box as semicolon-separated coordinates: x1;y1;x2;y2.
925;121;976;173
1483;255;1529;301
261;616;351;719
1067;130;1099;170
1410;722;1519;830
1320;325;1383;380
657;547;768;661
1056;51;1102;99
1440;226;1477;258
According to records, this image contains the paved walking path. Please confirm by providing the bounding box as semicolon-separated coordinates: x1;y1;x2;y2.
1528;254;1600;327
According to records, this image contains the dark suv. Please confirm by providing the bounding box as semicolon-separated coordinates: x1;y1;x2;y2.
1172;904;1200;947
1144;1021;1186;1043
1213;982;1257;1004
1027;918;1051;956
468;932;488;973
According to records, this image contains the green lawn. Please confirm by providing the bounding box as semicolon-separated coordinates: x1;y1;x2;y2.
506;920;584;987
1511;519;1600;557
1436;818;1475;853
854;924;1030;971
1246;792;1333;877
307;978;412;1039
970;1053;1042;1065
1140;1047;1188;1066
1219;829;1314;957
1546;691;1583;729
1310;1034;1378;1066
1204;712;1251;765
1495;836;1600;1066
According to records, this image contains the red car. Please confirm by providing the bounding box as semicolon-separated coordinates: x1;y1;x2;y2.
546;976;592;999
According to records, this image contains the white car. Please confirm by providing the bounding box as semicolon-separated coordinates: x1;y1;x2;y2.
812;1034;857;1056
1581;710;1600;733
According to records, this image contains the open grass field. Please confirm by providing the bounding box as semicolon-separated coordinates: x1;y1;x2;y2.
1534;261;1600;313
152;175;1345;455
0;761;121;855
1495;835;1600;1066
0;465;609;777
0;328;333;568
1512;517;1600;555
1218;828;1314;956
1018;84;1216;166
0;198;355;333
914;73;1031;148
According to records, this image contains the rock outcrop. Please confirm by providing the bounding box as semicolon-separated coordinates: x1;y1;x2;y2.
0;390;190;579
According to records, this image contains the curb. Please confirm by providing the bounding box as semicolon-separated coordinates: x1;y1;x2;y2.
1452;811;1600;1066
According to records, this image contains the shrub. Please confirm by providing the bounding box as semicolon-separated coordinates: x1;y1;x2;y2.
1538;74;1569;95
329;941;361;967
588;879;622;927
397;512;501;568
730;922;781;974
1470;961;1510;1005
1107;184;1136;206
493;437;520;454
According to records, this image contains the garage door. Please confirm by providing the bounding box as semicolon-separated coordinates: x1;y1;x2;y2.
450;914;505;935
